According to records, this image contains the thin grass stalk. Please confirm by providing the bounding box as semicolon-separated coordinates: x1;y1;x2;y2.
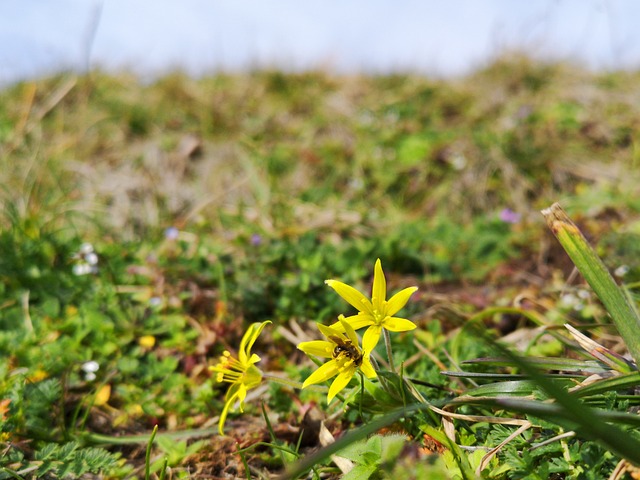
383;328;395;372
144;425;158;480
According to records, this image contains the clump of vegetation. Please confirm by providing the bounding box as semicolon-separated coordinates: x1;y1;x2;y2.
2;55;640;478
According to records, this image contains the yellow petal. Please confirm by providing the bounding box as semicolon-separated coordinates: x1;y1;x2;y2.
340;318;359;346
329;314;374;332
298;340;334;358
386;287;418;317
248;353;261;364
302;360;339;388
363;325;382;353
325;280;373;315
372;259;387;307
94;384;111;406
360;356;377;379
218;398;233;435
224;382;243;403
239;320;271;363
328;369;355;403
382;317;417;332
236;383;248;412
219;385;242;435
138;335;156;349
317;322;342;340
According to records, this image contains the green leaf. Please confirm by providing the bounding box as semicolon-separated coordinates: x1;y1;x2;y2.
542;203;640;365
463;356;610;374
461;380;540;397
470;325;640;464
571;371;640;398
342;464;379;480
285;404;429;479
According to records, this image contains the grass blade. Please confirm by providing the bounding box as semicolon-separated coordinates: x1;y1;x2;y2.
472;325;640;465
463;356;609;373
571;371;640;398
282;404;427;479
144;425;158;480
541;203;640;365
464;397;640;428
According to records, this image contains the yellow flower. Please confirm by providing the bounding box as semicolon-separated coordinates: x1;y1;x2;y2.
298;319;376;403
210;320;271;435
326;258;417;356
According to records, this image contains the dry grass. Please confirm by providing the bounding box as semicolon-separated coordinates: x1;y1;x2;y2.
2;57;640;243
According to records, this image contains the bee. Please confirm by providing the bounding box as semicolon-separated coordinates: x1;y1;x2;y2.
329;335;363;367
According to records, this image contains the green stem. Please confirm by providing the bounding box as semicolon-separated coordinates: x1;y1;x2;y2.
83;427;217;446
262;373;303;389
383;328;396;372
262;373;324;391
144;425;158;480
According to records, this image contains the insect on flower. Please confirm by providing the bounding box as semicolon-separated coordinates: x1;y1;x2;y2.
330;335;363;367
298;319;376;403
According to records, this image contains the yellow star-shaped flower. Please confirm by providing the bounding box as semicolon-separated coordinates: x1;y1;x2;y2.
210;320;271;435
326;258;417;356
298;319;376;403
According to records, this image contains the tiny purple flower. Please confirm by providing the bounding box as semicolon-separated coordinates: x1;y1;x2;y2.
250;234;262;246
165;227;179;240
499;208;521;224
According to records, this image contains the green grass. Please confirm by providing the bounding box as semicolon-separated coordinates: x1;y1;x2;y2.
2;55;640;478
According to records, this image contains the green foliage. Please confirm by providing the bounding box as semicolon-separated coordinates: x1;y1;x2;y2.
0;441;121;479
339;434;407;480
150;437;208;473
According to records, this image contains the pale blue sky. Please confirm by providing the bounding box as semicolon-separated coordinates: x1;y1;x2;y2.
1;0;639;84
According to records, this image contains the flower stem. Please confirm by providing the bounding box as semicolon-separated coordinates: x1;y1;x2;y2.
263;373;325;392
262;373;304;389
383;329;395;372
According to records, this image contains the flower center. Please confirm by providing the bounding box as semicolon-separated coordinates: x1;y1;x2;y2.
333;343;363;369
371;301;389;325
335;354;357;372
212;351;246;383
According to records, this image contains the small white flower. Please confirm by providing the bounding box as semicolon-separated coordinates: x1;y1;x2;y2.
148;297;162;307
85;252;99;266
560;293;578;308
82;361;100;373
577;289;591;300
79;243;94;255
450;153;467;170
615;265;630;278
73;264;92;276
81;361;100;381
